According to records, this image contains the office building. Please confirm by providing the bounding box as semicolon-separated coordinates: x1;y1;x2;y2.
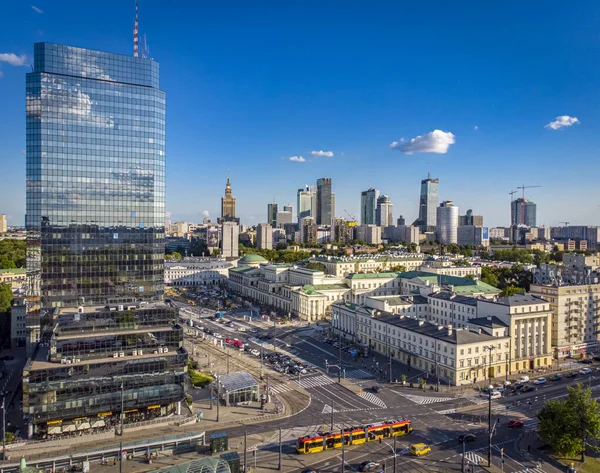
0;214;7;233
375;195;394;227
354;225;382;245
221;222;240;258
413;173;439;232
458;209;483;227
267;202;278;227
256;223;273;250
360;188;379;225
457;226;489;247
220;170;237;222
551;226;600;250
397;215;406;226
23;42;185;438
316;178;332;225
511;198;537;228
276;210;293;228
297;188;313;222
332;218;352;243
437;201;458;244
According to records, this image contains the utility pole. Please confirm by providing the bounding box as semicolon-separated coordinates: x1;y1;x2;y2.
331;399;334;430
273;314;277;353
393;434;397;473
389;336;393;384
244;430;247;473
227;347;230;374
338;324;342;383
278;427;282;471
461;438;466;473
216;374;220;422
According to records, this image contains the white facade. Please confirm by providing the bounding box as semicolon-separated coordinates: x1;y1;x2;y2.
221;222;239;258
354;225;382;245
437;201;458;244
376;195;394;227
0;214;6;233
165;259;233;287
310;255;424;277
256;223;273;250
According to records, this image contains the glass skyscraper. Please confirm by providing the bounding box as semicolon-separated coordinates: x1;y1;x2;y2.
413;173;439;232
23;43;185;438
511;198;537;227
360;188;379;225
316;177;332;225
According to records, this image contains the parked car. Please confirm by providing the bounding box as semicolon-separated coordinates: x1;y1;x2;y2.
490;391;502;400
518;375;530;383
250;328;259;333
579;368;592;375
509;420;524;428
534;377;547;385
567;372;578;378
549;374;562;381
458;433;476;443
238;327;246;332
250;349;260;357
359;461;382;472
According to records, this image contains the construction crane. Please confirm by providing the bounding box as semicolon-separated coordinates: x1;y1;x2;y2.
509;190;518;226
344;209;357;221
516;184;541;225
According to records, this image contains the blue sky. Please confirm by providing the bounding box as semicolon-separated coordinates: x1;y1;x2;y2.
1;1;599;228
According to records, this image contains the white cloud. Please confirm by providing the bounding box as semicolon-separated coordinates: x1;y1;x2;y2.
474;125;478;131
310;150;334;158
288;156;306;163
31;5;43;13
0;53;28;66
202;210;210;217
390;130;455;155
545;115;580;130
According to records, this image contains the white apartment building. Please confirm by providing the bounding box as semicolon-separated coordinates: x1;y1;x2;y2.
530;283;600;357
256;223;273;250
332;302;510;386
165;259;234;287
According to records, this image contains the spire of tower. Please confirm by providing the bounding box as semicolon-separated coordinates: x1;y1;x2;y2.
133;2;139;57
227;169;230;184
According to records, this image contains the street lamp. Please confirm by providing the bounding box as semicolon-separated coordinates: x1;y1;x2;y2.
483;344;495;467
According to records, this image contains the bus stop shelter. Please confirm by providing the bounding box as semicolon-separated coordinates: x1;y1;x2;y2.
218;371;259;406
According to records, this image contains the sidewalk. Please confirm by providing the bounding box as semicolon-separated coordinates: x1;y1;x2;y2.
515;431;564;473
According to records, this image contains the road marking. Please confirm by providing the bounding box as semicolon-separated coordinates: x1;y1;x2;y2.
358;392;387;408
269;384;294;394
295;374;335;389
344;369;375;382
436;408;457;415
462;451;485;465
392;391;454;405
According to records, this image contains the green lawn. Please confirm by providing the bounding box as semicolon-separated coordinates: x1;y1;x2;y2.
552;455;600;473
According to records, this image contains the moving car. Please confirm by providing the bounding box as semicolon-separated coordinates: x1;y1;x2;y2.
567;372;578;378
359;461;382;472
250;349;261;357
372;386;382;393
550;374;562;381
238;327;246;332
580;368;592;375
521;385;536;393
581;359;593;364
410;443;431;456
490;391;502;400
458;433;476;443
534;377;547;385
518;375;530;383
509;420;524;428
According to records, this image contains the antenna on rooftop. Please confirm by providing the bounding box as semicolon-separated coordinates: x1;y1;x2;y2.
133;2;139;57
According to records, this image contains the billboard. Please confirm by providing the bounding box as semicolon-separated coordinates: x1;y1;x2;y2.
482;227;489;240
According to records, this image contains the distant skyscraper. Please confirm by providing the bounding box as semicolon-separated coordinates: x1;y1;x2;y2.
361;188;379;225
221;221;239;257
267;202;278;227
316;178;332;225
397;215;406;226
413;173;439;232
511;198;537;227
24;42;185;437
0;214;6;233
276;210;292;228
297;187;312;223
256;223;273;250
437;201;459;244
376;195;394;227
300;217;318;244
459;209;483;227
220;170;236;221
283;204;293;216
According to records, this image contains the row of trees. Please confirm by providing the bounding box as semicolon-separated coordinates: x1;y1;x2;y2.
0;240;26;269
538;383;600;462
480;264;532;292
239;245;315;264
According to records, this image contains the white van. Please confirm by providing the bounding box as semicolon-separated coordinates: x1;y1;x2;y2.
518;375;530;383
490;391;502;400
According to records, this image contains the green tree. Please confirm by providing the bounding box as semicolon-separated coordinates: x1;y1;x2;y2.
0;256;16;269
389;264;407;273
0;240;26;268
537;383;600;461
165;251;182;261
499;285;524;297
481;266;500;288
306;262;328;273
0;284;12;313
211;249;221;257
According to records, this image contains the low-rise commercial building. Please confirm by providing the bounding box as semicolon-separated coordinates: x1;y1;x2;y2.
0;268;27;288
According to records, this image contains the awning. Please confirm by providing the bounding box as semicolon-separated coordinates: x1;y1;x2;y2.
62;424;76;433
48;425;62;434
91;420;106;429
77;422;91;430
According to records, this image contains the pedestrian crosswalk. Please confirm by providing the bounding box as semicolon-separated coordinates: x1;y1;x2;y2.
393;391;455;405
358;392;387;408
436;408;457;415
344;369;375;382
296;374;336;389
269;383;294;394
512;469;544;473
462;451;485;466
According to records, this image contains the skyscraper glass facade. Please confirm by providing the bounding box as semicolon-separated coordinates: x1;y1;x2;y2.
511;199;537;227
360;188;379;225
414;175;439;232
24;43;185;438
316;177;332;225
